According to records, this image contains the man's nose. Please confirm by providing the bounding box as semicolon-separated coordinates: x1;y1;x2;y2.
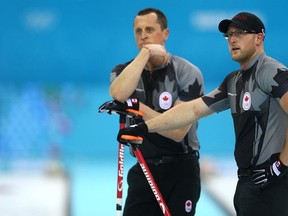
141;31;148;39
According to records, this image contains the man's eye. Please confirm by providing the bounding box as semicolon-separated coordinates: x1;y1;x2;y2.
135;29;142;35
146;28;153;33
234;31;242;37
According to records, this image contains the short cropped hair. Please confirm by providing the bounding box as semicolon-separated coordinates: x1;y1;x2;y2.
136;8;168;30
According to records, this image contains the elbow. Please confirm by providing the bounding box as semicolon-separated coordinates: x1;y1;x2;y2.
109;87;126;103
173;133;187;142
170;129;189;143
174;136;184;143
192;103;203;121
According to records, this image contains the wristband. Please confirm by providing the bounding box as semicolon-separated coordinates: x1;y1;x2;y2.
274;159;288;174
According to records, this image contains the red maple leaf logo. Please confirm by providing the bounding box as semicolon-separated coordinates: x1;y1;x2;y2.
162;95;169;101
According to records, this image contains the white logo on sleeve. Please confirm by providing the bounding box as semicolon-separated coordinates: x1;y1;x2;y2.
159;92;172;110
242;92;251;111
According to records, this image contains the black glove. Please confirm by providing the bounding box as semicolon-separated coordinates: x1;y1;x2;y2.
117;122;148;145
251;158;288;190
98;98;141;117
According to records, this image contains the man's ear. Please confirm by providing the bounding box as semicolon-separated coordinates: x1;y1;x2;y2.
255;33;264;45
163;28;169;41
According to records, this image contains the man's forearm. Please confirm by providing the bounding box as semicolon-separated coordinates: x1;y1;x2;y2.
110;49;150;101
146;100;197;133
146;98;213;133
140;102;191;142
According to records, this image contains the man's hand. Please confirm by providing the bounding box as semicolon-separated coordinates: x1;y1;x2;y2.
251;158;288;190
144;44;170;66
117;122;148;145
98;98;142;118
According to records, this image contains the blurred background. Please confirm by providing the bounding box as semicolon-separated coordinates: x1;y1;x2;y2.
0;0;287;215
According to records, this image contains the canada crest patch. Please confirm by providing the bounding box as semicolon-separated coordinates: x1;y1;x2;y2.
185;200;192;213
159;92;172;110
242;92;251;111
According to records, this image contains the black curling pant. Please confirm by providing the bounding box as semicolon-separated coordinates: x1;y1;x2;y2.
123;155;201;216
234;174;288;216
